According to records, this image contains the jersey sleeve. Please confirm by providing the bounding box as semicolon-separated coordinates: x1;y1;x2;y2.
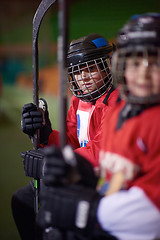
47;129;60;147
97;186;160;240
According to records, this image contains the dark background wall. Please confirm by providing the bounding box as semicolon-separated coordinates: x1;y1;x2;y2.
1;0;160;86
0;0;160;239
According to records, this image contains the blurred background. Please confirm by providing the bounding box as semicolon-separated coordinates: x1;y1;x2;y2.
0;0;160;239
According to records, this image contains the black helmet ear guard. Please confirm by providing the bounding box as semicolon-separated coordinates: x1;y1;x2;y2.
67;34;113;102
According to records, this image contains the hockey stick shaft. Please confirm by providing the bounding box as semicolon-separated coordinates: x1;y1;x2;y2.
32;0;57;214
58;0;69;148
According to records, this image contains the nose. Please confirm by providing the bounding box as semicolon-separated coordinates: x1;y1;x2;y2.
81;70;87;78
75;69;90;81
81;70;90;80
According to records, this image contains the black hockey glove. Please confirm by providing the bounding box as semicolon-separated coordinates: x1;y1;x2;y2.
20;145;98;187
21;148;45;179
43;145;98;188
21;98;52;145
36;185;103;238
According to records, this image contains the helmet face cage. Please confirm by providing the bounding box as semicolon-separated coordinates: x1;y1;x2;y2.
68;57;113;102
112;45;160;105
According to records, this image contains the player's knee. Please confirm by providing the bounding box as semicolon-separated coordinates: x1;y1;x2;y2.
11;185;34;213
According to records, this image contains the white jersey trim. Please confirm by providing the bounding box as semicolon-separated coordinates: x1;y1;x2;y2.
99;151;140;181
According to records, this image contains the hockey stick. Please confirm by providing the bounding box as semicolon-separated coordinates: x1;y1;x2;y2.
57;0;69;148
33;1;68;238
32;0;57;215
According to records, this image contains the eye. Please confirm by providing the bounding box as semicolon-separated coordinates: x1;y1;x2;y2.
132;61;140;67
126;59;141;68
73;66;78;72
88;65;96;72
151;61;159;68
89;66;94;70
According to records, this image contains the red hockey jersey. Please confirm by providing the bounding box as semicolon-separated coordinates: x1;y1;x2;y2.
100;100;160;210
48;88;119;167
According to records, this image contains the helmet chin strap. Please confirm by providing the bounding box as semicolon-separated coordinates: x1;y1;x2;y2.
116;102;146;130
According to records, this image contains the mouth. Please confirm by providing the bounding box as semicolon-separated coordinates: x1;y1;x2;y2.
130;84;153;97
81;82;94;88
85;83;93;87
80;84;94;94
136;84;152;90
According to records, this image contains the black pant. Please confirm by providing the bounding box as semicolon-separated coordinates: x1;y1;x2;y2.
11;183;117;240
11;183;36;240
11;183;78;240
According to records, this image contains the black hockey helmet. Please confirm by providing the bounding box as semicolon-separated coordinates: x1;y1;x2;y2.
117;13;160;49
112;13;160;104
67;33;113;102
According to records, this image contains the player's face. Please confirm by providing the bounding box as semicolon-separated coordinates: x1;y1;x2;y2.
74;62;107;94
125;56;160;97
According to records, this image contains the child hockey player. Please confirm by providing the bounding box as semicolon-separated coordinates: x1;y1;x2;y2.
12;33;118;240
